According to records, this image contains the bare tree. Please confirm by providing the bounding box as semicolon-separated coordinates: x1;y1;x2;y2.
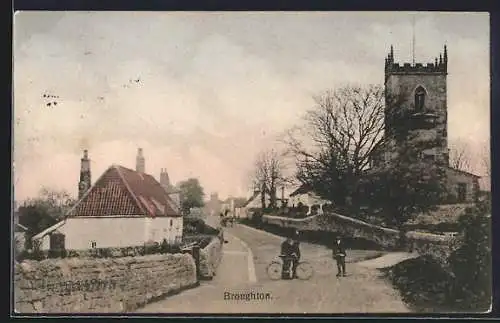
285;84;391;207
480;142;491;177
250;149;289;209
449;139;472;172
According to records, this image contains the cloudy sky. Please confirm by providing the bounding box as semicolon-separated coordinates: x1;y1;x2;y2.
13;11;490;202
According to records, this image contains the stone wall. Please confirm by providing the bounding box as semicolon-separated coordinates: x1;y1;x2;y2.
406;231;456;267
14;253;197;313
262;212;454;260
199;235;223;279
262;212;400;249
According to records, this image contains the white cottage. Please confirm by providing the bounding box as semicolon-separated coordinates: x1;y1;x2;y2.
235;190;265;218
32;164;183;251
289;184;331;215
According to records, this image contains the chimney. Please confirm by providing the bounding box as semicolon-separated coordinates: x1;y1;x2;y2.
160;167;171;188
78;149;92;199
136;148;145;173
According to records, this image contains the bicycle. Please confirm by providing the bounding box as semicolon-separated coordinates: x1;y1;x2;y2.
266;255;314;280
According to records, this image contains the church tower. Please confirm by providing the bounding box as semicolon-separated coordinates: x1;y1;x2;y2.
78;149;92;199
383;45;449;166
136;148;145;173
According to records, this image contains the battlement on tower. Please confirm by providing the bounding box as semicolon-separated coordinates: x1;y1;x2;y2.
385;45;448;75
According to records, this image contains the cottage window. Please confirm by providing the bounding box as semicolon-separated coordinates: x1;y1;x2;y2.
170;219;173;227
414;86;426;112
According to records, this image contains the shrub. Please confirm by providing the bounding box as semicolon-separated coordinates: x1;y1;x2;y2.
143;241;160;255
382;255;454;311
383;203;492;312
446;204;491;311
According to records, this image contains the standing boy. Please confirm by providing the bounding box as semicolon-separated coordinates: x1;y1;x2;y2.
332;235;347;277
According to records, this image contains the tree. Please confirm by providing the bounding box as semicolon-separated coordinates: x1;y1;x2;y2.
362;136;448;230
250;149;289;210
449;139;472;172
18;187;76;238
285;84;395;208
177;178;205;215
447;204;491;311
480;141;491;177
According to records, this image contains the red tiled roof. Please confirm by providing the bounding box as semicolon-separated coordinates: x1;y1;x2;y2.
68;165;181;218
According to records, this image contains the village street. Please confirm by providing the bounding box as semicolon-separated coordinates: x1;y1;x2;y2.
138;216;411;313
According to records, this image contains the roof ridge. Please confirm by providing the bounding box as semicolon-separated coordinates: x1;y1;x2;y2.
114;165;150;216
243;191;260;207
64;165;117;218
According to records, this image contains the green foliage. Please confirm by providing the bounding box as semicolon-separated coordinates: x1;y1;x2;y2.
18;187;75;235
295;149;353;207
362;133;448;229
382;255;455;312
447;204;491;310
177;178;205;215
183;217;219;235
363;162;447;228
383;203;491;312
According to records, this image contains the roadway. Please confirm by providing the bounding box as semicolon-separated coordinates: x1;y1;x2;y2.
138;216;410;313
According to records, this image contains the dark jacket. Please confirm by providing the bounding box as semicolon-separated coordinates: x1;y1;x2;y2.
292;241;301;259
332;240;346;257
281;240;300;258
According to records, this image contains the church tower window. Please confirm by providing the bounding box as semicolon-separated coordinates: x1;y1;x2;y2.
414;86;426;112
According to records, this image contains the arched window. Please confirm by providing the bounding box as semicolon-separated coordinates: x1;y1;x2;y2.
414;86;426;111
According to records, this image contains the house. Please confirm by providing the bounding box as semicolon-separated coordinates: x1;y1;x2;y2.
289;184;331;214
32;163;183;251
14;206;29;254
220;196;247;218
237;190;262;218
236;190;275;218
204;193;222;217
13;201;29;253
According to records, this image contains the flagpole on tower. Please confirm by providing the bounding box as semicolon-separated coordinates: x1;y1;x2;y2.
412;14;416;65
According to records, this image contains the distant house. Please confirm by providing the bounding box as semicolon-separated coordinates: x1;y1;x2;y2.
14;217;29;255
13;199;30;254
204;193;223;217
220;197;248;218
289;184;331;214
236;190;268;218
32;164;183;251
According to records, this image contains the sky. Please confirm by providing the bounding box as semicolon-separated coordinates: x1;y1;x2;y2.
13;11;490;202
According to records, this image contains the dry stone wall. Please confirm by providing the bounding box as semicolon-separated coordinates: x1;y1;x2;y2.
14;253;197;313
262;212;454;261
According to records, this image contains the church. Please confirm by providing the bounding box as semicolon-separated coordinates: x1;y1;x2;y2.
369;45;480;204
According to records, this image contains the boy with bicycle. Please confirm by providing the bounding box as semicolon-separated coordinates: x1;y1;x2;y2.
280;230;301;279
